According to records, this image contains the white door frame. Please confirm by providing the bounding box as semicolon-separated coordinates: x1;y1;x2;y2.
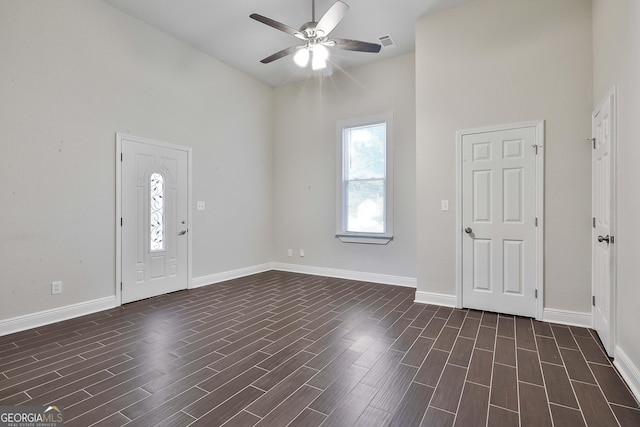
115;133;193;306
592;87;616;354
455;120;545;319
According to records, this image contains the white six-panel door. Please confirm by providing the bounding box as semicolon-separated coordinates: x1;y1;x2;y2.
121;137;189;304
592;91;615;356
461;125;539;317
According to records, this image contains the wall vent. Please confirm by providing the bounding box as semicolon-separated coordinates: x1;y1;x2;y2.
377;34;396;49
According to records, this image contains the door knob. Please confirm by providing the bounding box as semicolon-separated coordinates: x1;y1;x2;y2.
465;227;473;234
597;235;610;244
178;230;188;236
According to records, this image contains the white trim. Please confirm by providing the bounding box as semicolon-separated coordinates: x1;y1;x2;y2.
335;234;393;245
191;263;273;288
592;87;617;356
115;133;193;306
455;120;545;319
0;265;416;338
0;297;118;337
534;121;545;320
542;308;592;328
335;112;395;244
115;137;122;304
414;291;457;307
272;262;416;288
614;346;640;403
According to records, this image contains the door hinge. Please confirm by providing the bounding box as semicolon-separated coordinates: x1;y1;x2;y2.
588;137;596;149
531;144;539;155
120;282;123;291
592;295;595;306
535;289;538;299
593;217;596;228
120;217;123;226
121;153;123;161
535;217;538;227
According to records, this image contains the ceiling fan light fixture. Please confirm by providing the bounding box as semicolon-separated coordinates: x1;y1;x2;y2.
314;44;329;61
293;47;310;67
311;44;329;70
311;57;327;70
311;44;329;71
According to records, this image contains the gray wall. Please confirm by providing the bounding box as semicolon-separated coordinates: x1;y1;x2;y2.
272;54;417;279
415;0;593;313
593;0;640;388
0;0;274;320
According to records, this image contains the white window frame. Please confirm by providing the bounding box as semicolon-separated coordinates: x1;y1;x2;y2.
336;112;394;245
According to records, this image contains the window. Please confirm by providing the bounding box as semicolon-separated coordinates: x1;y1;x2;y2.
336;114;393;244
149;172;165;252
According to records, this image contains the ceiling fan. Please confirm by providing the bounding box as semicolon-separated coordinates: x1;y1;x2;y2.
250;0;382;70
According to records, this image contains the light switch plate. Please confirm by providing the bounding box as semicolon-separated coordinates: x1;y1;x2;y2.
441;200;449;211
197;201;205;211
51;281;62;295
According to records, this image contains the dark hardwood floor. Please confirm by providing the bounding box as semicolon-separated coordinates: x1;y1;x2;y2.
1;271;638;426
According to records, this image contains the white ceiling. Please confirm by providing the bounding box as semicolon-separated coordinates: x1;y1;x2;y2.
101;0;472;87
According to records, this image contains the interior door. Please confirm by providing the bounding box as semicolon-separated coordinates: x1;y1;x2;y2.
462;126;538;317
592;92;615;356
121;137;189;304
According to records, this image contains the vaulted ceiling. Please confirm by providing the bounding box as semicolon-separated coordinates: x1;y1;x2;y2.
101;0;473;87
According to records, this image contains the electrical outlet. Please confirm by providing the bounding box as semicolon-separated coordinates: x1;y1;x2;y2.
287;249;293;257
299;249;305;257
51;281;63;295
196;201;206;211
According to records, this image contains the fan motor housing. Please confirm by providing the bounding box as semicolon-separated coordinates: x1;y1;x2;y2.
300;22;325;39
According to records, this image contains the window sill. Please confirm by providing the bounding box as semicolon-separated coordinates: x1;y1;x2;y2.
336;234;393;245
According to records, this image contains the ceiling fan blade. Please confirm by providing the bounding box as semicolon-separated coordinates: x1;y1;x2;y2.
331;38;382;53
316;1;349;36
250;13;304;39
260;46;299;64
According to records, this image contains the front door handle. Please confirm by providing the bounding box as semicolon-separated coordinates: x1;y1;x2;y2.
597;235;610;244
178;230;188;236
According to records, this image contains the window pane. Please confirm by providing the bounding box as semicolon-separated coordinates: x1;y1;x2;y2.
347;180;384;233
150;172;165;252
346;123;386;180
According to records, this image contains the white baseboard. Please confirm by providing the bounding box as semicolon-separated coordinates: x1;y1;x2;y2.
272;262;417;288
0;296;118;337
614;346;640;404
542;308;592;328
414;291;457;307
191;263;274;288
0;263;415;338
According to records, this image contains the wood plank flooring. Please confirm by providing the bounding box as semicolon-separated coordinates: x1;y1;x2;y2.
0;271;638;426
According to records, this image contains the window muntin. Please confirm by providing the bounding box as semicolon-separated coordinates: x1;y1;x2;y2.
149;172;165;252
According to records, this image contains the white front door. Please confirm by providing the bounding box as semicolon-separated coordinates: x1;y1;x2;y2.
121;136;189;304
592;91;615;356
461;125;540;317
